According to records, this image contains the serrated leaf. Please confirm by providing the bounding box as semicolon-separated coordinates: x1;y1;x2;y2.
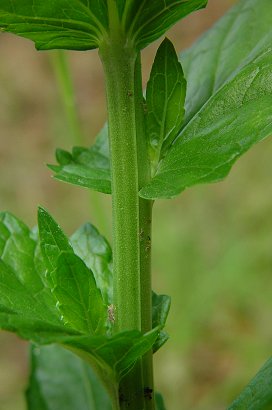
0;211;159;397
0;212;61;324
227;357;272;410
152;291;171;353
146;38;186;171
182;0;272;124
26;344;112;410
71;223;113;305
52;251;106;335
123;0;208;50
140;47;272;199
38;206;73;282
0;0;108;51
49;126;111;194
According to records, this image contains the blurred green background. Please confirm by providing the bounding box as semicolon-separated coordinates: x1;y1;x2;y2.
0;1;271;409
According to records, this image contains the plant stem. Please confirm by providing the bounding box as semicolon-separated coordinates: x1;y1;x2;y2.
135;57;155;410
100;13;144;409
51;50;83;145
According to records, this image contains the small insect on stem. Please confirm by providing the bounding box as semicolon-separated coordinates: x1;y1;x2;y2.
107;304;116;323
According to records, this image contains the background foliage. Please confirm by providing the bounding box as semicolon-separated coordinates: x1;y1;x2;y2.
0;0;271;409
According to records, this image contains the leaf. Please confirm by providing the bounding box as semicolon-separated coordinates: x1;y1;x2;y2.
26;344;112;410
122;0;208;50
38;206;73;282
152;292;171;353
155;392;167;410
0;212;61;324
140;47;272;199
227;357;272;410
146;38;186;171
182;0;272;125
52;252;106;335
61;327;160;382
0;0;108;51
0;211;159;396
49;126;111;194
71;223;113;306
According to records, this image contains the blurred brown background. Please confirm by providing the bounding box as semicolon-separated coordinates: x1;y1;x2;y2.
0;1;272;409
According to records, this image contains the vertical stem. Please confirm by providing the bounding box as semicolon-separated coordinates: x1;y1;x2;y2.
51;50;83;145
135;57;155;410
100;22;144;409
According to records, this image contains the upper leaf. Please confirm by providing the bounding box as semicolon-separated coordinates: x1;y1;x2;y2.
182;0;272;124
122;0;208;50
49;126;111;194
227;357;272;410
0;0;108;51
26;344;112;410
146;38;186;172
140;0;272;199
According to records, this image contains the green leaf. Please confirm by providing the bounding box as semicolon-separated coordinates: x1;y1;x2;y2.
146;38;186;171
155;392;167;410
71;223;113;306
227;357;272;410
0;212;61;324
38;206;73;281
0;0;108;51
52;251;106;335
61;327;160;382
49;126;111;194
140;48;272;199
122;0;208;50
182;0;272;124
26;344;112;410
152;292;171;353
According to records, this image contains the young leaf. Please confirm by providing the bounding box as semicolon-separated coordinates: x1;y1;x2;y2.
182;0;272;124
52;251;106;335
140;48;272;199
26;344;112;410
71;223;113;305
227;357;272;410
152;292;171;353
123;0;208;50
146;38;186;170
49;126;111;194
0;0;108;51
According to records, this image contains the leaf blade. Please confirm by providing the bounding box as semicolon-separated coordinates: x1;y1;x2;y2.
52;252;106;335
140;48;272;199
26;344;112;410
146;38;186;170
124;0;208;50
0;0;108;51
227;357;272;410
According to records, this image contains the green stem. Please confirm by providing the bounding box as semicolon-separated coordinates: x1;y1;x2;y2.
100;27;144;410
51;50;83;145
135;57;155;410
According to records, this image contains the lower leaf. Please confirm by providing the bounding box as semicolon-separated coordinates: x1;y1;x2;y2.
26;344;112;410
